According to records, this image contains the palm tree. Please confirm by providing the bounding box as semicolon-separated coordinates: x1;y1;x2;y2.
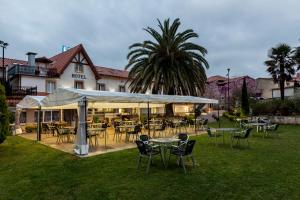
265;43;300;100
125;18;209;96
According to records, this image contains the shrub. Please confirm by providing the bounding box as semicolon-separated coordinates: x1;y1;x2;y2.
0;84;10;144
25;124;37;133
251;98;300;116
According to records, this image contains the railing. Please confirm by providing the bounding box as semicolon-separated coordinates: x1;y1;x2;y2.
8;64;59;79
6;86;37;97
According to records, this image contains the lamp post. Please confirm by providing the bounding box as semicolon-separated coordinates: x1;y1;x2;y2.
226;68;230;111
0;40;9;84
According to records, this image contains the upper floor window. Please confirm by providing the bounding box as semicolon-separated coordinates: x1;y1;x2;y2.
74;81;84;89
97;83;106;91
75;63;84;73
119;85;125;92
46;80;56;93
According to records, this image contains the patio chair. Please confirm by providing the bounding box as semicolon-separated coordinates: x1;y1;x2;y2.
113;126;123;142
42;123;51;137
126;125;141;142
139;134;160;149
135;140;164;173
207;127;221;145
153;123;166;138
231;128;253;148
264;124;279;138
55;127;70;143
169;140;196;174
169;133;189;151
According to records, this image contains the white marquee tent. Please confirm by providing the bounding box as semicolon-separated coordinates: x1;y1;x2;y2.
17;88;219;155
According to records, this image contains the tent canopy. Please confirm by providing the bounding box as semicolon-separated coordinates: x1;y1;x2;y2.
40;88;218;109
16;95;46;109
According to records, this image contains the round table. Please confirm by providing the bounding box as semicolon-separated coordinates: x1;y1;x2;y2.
211;128;239;145
150;137;181;167
247;122;267;132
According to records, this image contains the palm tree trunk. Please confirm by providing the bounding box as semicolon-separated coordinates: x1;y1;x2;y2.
279;62;285;100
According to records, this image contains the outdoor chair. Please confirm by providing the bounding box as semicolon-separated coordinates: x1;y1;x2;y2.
55;127;70;143
168;132;190;152
264;124;279;138
99;123;108;139
169;140;196;174
87;129;100;147
126;125;142;142
135;140;164;173
201;119;208;130
42;123;51;137
154;123;166;138
113;126;123;142
231;128;253;148
207;127;221;145
139;134;160;149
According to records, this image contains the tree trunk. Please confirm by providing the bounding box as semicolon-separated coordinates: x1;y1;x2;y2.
279;62;285;101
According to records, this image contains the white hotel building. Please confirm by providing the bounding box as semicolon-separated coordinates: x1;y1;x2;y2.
0;44;134;123
1;44;129;100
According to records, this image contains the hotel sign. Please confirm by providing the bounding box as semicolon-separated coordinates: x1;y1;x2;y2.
72;74;86;79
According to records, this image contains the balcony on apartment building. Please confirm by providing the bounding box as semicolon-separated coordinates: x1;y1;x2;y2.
7;64;59;79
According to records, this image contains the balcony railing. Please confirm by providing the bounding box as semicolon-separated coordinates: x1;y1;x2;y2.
6;86;37;97
8;64;59;79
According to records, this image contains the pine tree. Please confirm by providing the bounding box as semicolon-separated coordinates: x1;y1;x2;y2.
0;84;10;144
241;78;250;116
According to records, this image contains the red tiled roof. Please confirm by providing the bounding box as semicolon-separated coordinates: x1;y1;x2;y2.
0;58;27;68
207;75;226;83
49;44;99;78
96;66;129;78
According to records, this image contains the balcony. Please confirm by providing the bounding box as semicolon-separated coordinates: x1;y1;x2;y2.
8;64;59;79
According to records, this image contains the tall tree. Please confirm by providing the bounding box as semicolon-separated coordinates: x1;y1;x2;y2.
241;78;249;115
0;84;10;144
125;18;209;96
265;43;300;100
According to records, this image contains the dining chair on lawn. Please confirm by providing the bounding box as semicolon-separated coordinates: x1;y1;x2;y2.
264;124;279;138
169;140;196;174
231;128;253;148
135;140;164;173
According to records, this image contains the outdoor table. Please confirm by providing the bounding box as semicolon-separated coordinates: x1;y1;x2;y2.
211;128;239;146
247;122;267;132
150;137;181;167
118;125;135;142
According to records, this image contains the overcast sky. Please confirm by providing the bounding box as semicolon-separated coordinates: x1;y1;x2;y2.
1;0;300;78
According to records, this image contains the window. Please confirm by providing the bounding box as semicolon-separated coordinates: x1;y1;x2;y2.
46;80;56;93
34;111;43;123
119;85;125;92
75;63;84;73
20;112;27;123
97;83;106;91
74;81;84;89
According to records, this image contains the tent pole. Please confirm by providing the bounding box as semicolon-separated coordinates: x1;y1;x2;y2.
147;101;150;136
218;103;220;128
37;105;41;141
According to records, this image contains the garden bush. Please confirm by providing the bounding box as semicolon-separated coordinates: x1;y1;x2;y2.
251;98;300;116
25;124;37;133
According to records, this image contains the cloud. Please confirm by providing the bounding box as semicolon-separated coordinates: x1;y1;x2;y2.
1;0;300;78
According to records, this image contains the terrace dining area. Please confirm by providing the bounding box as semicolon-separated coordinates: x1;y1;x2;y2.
15;88;218;156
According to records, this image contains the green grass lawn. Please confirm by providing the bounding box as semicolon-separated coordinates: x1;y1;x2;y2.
1;119;300;200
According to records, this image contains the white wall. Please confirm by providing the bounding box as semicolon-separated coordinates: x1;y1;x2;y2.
97;76;128;92
21;76;45;92
57;53;97;90
272;88;294;98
